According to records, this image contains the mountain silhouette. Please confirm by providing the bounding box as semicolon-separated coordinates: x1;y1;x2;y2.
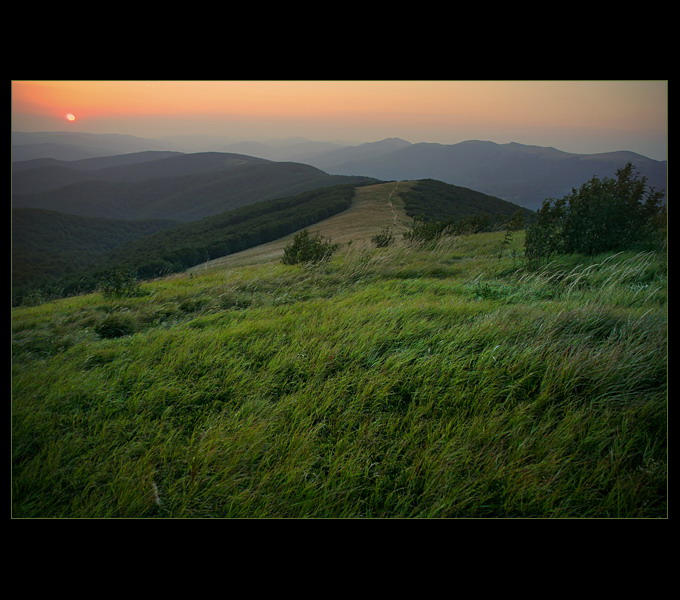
303;139;667;209
12;152;377;221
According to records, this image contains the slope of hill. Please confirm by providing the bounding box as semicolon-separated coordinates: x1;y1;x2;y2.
399;178;534;223
12;150;184;171
31;183;369;299
197;179;530;271
11;208;179;302
304;139;667;209
11;226;667;518
13;178;530;304
12;152;378;221
11;151;274;196
195;180;414;269
12;151;188;195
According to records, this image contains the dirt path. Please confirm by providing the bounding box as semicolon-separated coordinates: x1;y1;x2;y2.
387;181;400;226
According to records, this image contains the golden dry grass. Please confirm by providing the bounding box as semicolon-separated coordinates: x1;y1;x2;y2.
189;181;416;271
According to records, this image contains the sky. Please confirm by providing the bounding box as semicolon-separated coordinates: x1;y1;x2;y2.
11;80;668;160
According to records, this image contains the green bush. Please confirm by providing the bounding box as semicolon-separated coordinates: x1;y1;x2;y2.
282;229;338;265
99;270;146;299
403;218;451;243
525;163;666;262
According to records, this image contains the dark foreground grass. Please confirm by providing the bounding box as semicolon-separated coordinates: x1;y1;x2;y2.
12;232;667;518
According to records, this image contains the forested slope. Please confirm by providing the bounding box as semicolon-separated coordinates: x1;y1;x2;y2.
32;184;365;300
12;209;178;302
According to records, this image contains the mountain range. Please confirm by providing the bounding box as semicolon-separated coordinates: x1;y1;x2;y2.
12;151;376;221
13;131;667;210
302;138;667;210
11;131;667;304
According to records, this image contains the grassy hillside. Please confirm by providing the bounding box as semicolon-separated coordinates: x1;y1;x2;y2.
12;225;667;517
193;179;530;272
12;183;380;304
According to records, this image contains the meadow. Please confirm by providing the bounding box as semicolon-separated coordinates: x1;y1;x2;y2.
11;224;667;518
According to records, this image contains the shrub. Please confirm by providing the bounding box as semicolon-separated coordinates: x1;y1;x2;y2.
371;227;396;248
282;229;338;265
403;218;451;243
99;270;146;299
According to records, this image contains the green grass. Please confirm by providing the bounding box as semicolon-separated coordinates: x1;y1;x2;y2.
11;230;667;518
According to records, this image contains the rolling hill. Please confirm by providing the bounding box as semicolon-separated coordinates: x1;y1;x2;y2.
13;183;370;302
194;180;415;269
12;178;531;304
199;180;533;271
11;214;667;518
304;139;668;210
11;151;222;195
11;137;667;518
12;132;667;211
12;151;378;221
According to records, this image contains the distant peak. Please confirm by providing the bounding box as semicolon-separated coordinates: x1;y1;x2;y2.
370;137;411;145
458;139;497;145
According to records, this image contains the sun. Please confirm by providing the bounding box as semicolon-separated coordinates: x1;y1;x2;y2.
65;113;76;122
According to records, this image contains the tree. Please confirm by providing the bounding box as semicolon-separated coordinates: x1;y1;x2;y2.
525;163;665;261
507;209;525;232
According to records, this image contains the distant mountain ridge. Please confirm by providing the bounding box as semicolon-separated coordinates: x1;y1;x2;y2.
303;139;667;209
11;131;178;161
12;131;667;210
12;151;378;221
12;151;270;196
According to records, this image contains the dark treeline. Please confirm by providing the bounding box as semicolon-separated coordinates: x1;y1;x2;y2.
13;183;366;304
12;208;178;295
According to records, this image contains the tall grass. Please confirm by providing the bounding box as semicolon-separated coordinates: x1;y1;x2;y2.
11;231;667;518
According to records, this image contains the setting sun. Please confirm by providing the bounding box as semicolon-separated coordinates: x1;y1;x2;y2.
65;113;76;122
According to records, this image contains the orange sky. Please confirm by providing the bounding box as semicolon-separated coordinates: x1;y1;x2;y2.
11;80;668;159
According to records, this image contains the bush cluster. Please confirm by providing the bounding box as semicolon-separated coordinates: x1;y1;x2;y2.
281;229;339;265
371;227;396;248
281;229;338;265
525;163;666;261
98;270;145;299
